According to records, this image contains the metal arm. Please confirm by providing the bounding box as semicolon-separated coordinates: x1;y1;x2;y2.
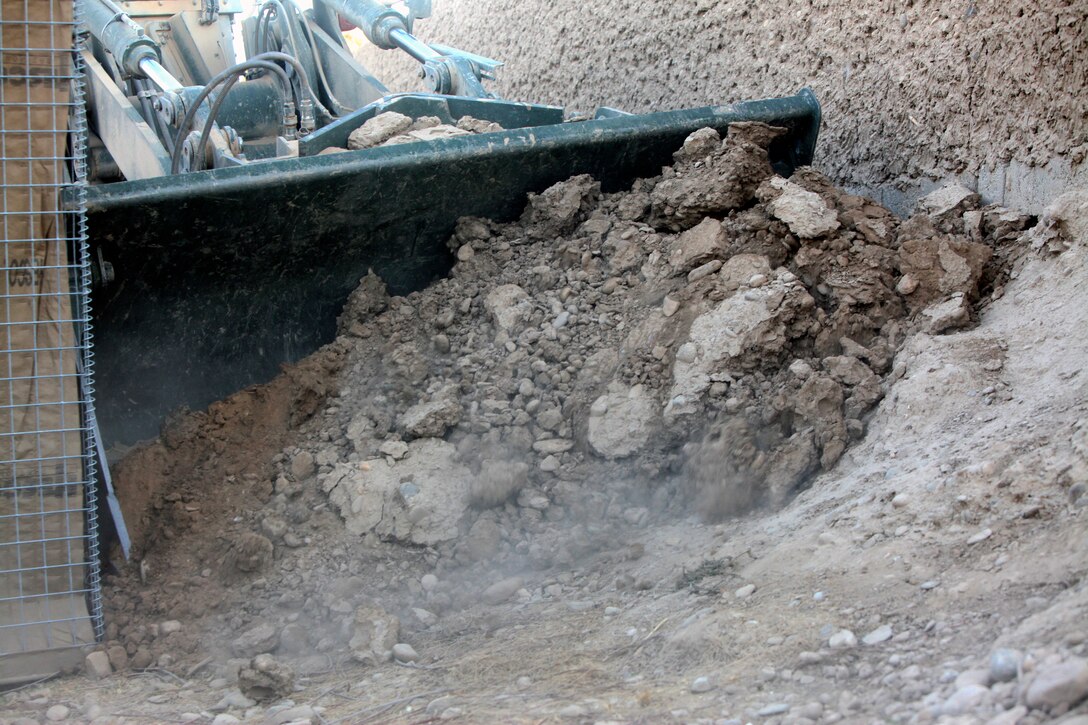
83;0;185;93
320;0;500;97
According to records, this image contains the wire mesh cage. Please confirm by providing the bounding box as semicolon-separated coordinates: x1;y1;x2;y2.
0;0;102;679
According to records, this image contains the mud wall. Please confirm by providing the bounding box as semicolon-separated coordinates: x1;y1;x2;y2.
355;0;1088;214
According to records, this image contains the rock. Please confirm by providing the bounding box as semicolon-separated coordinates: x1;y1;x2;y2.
290;450;315;480
393;643;420;663
967;527;993;545
421;574;438;591
668;270;814;407
211;715;241;725
106;644;128;671
898;237;992;307
918;184;981;220
942;683;989;716
232;622;280;658
757;704;790;716
413;608;438;627
734;584;756;599
650;122;782;229
261;515;289;540
662;296;681;317
587;383;656;459
690;676;714;693
990;649;1021;683
557;704;587;718
828;629;857;649
669;217;724;272
212;690;255;712
921;295;972;334
469;460;529;508
1024;658;1088;710
398;389;462;439
896;274;919;295
85;650;112;679
674;127;721;162
230;532;274;573
986;706;1028;725
160;619;182;635
687;259;723;282
532;438;574;454
347;111;413;150
324;439;472;545
378;439;409;460
268;705;316;725
956;668;992;688
350;605;400;664
482;576;524;605
44;705;69;722
238;654;295;702
521;175;600;238
382;124;471;145
862;624;893;645
277;623;309;655
767;176;840;238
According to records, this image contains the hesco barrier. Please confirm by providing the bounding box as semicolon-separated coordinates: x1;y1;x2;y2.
0;0;103;683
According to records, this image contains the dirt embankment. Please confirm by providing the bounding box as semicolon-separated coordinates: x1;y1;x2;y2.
356;0;1088;214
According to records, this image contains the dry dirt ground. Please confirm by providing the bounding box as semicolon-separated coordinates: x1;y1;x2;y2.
2;144;1087;724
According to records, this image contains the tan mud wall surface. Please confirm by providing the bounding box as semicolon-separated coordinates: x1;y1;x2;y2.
356;0;1088;214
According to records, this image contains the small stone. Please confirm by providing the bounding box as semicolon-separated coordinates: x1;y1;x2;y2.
662;296;681;317
690;676;714;693
421;574;438;591
828;629;857;649
211;715;241;725
379;439;409;460
160;619;182;635
290;450;316;479
604;607;622;616
482;576;524;604
687;259;723;282
532;438;573;454
539;455;560;472
45;705;69;722
896;274;918;295
347;111;413;150
232;622;280;658
413;608;438;626
757;703;790;717
456;244;475;262
106;644;128;671
862;624;893;645
941;683;989;716
85;650;112;679
920;580;940;590
747;273;769;287
516;675;532;688
1024;658;1088;710
557;704;587;717
238;654;295;702
269;705;316;725
735;584;756;599
989;648;1021;683
212;690;255;712
393;643;420;663
967;528;993;545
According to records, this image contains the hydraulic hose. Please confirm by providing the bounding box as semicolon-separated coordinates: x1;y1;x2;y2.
169;57;292;174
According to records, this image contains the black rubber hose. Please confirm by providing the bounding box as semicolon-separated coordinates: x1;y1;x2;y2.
169;59;292;174
193;59;290;174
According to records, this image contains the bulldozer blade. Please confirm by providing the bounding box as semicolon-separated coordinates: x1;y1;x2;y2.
83;90;820;445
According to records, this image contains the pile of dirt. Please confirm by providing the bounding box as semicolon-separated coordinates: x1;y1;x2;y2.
90;122;1038;709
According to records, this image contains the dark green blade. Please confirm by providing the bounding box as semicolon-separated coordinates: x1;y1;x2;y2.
85;90;820;445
